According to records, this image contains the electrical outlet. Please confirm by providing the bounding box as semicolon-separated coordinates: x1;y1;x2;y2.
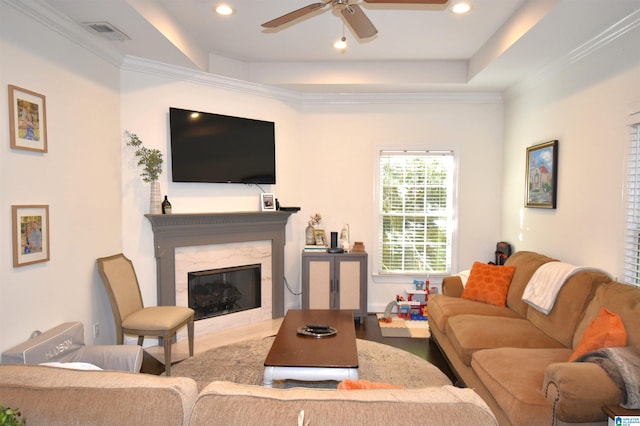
93;323;100;339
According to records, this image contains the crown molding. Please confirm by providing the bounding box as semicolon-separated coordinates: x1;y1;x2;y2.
505;8;640;100
8;0;502;105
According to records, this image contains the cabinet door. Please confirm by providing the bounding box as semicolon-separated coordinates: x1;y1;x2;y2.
307;259;332;309
336;259;361;310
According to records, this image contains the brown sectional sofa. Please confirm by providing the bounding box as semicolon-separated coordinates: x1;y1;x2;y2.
0;364;499;425
429;250;640;426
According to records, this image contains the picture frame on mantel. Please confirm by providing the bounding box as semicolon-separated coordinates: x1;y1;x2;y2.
525;140;558;209
12;205;50;267
261;193;275;211
8;85;48;153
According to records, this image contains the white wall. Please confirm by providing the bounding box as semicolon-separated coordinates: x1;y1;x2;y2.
502;25;640;278
119;60;505;315
0;3;122;351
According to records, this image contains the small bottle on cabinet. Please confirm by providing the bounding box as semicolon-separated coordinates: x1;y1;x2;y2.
161;195;172;214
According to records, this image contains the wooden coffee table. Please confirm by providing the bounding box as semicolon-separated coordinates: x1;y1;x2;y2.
263;309;359;387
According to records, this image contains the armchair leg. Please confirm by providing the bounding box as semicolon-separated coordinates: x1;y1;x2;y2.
188;318;194;357
163;334;172;376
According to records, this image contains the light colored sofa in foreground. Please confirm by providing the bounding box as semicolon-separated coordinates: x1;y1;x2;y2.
0;364;498;425
429;250;640;426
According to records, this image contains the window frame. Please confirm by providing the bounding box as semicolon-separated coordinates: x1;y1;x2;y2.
372;147;458;281
622;113;640;286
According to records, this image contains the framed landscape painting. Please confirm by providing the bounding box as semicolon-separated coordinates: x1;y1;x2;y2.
8;85;48;153
525;140;558;209
12;205;50;267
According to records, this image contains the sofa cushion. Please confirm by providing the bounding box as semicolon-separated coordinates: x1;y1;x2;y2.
526;269;608;348
472;348;571;426
428;294;521;334
461;262;516;307
569;308;627;362
447;315;566;366
191;381;498;426
503;251;557;318
573;281;640;354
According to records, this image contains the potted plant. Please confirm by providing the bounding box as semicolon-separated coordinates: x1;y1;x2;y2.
0;406;26;426
124;131;163;214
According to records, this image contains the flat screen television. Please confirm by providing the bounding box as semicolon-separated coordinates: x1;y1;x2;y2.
169;107;276;184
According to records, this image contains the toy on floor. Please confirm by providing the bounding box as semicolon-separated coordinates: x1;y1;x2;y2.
379;299;398;323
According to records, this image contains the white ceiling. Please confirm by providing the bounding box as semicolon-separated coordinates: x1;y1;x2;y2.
31;0;640;93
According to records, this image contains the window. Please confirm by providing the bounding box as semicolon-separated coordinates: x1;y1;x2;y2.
623;121;640;286
376;150;455;275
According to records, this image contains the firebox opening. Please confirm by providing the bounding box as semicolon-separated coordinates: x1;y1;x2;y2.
188;264;261;321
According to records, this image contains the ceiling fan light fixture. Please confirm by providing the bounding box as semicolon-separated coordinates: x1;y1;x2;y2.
451;2;471;14
334;36;348;50
215;4;235;16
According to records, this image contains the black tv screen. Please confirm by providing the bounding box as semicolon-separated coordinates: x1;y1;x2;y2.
169;107;276;184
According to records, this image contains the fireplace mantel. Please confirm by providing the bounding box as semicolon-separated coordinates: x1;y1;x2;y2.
145;211;292;318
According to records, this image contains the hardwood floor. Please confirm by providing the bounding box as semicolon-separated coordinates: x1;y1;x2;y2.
141;313;456;383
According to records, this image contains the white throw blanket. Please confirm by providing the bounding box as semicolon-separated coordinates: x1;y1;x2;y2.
522;262;590;314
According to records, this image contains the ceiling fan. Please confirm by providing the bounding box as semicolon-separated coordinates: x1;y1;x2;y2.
261;0;450;39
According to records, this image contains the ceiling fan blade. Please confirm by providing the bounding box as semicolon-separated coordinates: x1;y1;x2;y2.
261;3;325;28
342;4;378;38
363;0;448;4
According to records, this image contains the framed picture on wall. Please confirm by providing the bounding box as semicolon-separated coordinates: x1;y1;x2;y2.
8;85;48;153
261;193;275;211
12;205;50;267
525;140;558;209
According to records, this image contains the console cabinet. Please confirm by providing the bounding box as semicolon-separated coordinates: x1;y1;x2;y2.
301;251;368;321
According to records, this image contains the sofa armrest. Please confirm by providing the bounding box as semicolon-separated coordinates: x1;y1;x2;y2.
442;276;464;297
73;345;143;373
543;362;624;423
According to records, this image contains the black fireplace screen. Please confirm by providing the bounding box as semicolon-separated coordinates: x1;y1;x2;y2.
188;264;261;321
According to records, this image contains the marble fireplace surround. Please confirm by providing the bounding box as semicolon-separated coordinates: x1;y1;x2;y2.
145;211;292;318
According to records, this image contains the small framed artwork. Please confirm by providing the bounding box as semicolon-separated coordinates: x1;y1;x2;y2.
261;193;275;211
525;140;558;209
8;84;48;153
313;229;328;246
12;205;50;267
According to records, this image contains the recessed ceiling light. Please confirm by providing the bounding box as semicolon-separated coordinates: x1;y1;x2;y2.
451;2;471;14
215;4;234;16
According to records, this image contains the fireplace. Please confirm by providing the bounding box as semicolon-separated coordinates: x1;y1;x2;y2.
188;264;261;321
145;211;292;337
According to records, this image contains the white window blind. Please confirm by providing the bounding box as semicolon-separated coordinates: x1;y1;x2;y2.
377;150;454;275
624;122;640;286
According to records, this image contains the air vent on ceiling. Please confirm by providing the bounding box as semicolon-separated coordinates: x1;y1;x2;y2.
82;22;131;41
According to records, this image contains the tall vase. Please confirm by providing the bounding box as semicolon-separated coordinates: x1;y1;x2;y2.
150;181;162;214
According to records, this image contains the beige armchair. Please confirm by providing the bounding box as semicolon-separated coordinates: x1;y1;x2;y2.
97;253;194;375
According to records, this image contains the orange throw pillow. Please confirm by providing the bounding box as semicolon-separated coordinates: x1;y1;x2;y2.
569;308;627;361
461;262;516;307
337;379;405;390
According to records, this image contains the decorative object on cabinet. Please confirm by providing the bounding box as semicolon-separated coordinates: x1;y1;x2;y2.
340;224;350;251
261;193;275;211
301;251;368;322
8;84;47;153
352;242;365;253
525;140;558;209
306;213;322;245
12;205;50;267
313;229;328;246
124;130;163;214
